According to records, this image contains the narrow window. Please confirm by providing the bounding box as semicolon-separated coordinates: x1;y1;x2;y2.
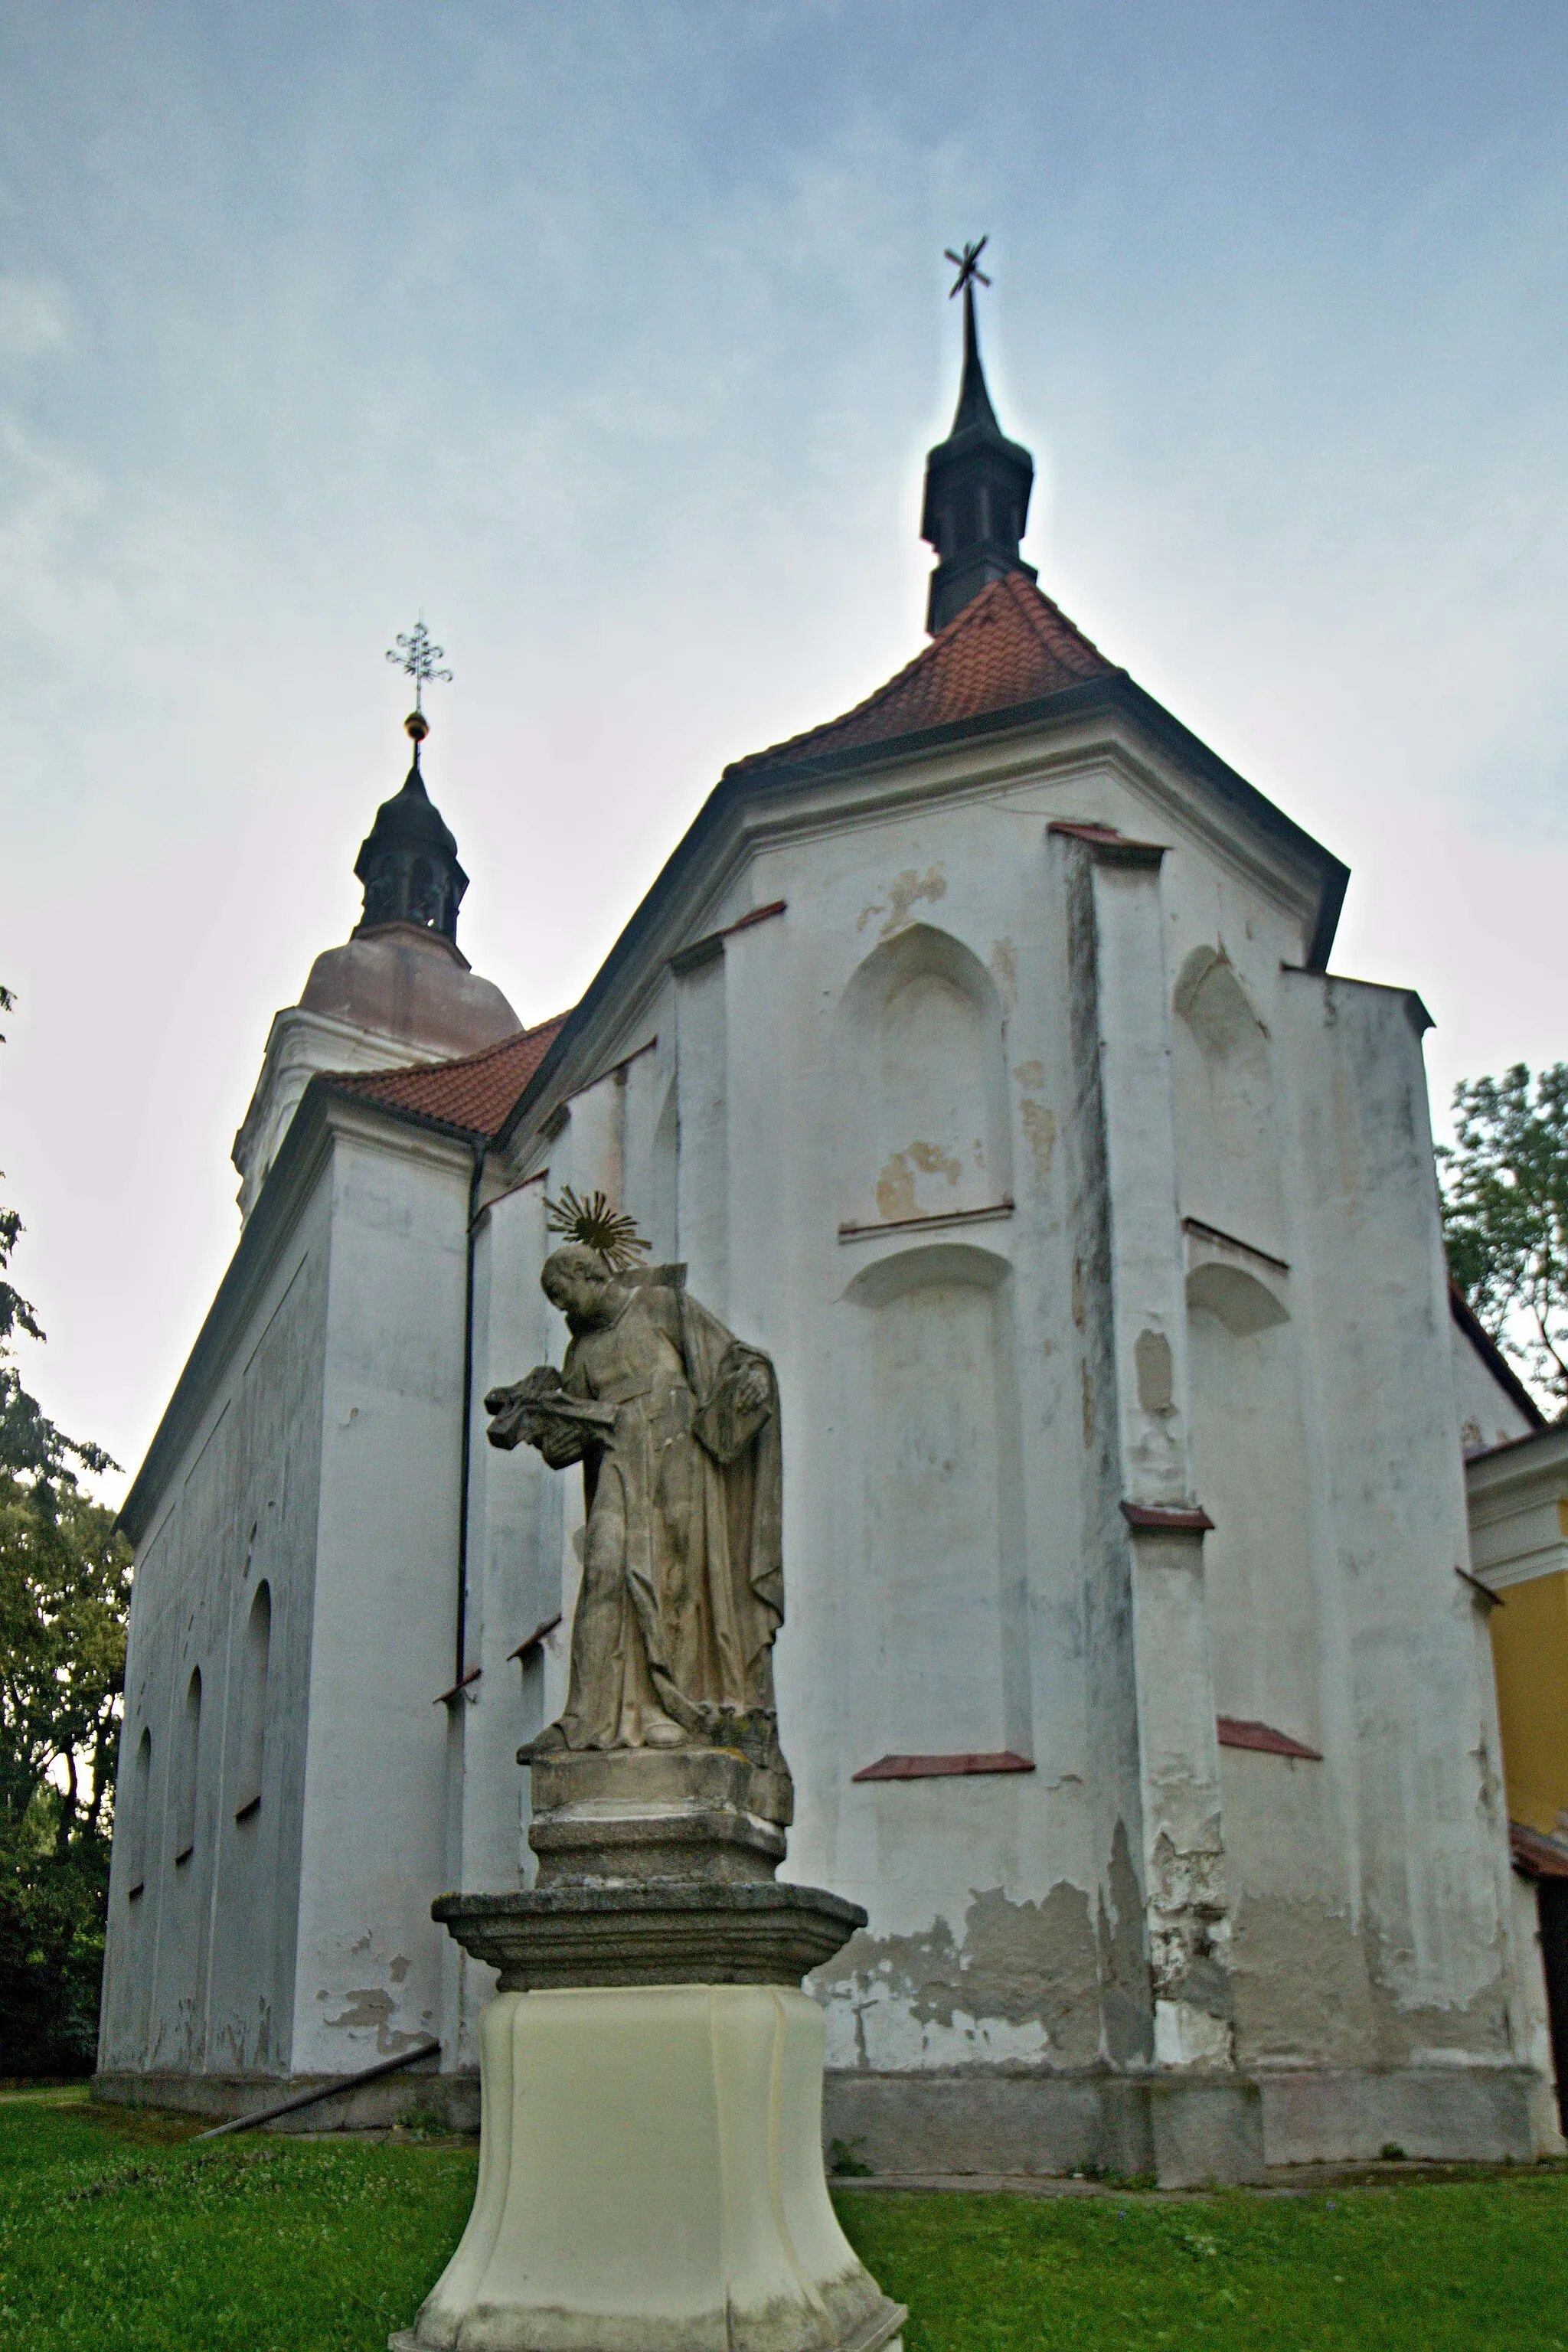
234;1583;270;1823
126;1727;151;1899
174;1667;201;1865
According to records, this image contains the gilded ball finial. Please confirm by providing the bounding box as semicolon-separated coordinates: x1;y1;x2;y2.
405;710;430;743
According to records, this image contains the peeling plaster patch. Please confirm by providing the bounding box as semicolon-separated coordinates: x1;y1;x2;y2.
1229;1893;1378;2066
1135;1330;1174;1415
876;1142;962;1219
1229;1893;1512;2070
1147;1828;1233;2022
1072;1258;1087;1331
990;939;1018;1014
322;1986;420;2055
815;1884;1102;2073
1366;1936;1514;2066
1155;2000;1233;2067
856;867;949;938
389;1955;410;1984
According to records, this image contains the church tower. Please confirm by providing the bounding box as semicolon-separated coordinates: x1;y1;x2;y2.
232;684;520;1223
921;239;1039;634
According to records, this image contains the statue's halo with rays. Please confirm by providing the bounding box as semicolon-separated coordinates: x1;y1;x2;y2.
542;1187;651;1274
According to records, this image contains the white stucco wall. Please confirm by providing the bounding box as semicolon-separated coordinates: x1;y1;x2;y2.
288;1115;474;2076
103;1103;478;2086
101;1163;332;2076
106;689;1538;2158
451;724;1504;2107
471;713;1523;2105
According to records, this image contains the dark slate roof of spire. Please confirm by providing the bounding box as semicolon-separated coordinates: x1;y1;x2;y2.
920;281;1038;633
352;730;469;944
948;277;1003;436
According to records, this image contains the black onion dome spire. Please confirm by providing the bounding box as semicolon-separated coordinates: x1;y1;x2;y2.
921;240;1038;635
353;710;469;944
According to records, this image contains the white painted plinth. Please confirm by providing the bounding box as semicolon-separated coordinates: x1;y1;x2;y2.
393;1983;905;2352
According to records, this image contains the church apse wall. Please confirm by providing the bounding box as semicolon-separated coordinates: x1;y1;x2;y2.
477;746;1541;2172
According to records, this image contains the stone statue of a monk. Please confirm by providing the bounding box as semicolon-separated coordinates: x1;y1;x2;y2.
485;1246;784;1762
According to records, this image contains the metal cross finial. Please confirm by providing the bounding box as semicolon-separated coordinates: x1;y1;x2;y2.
945;237;991;299
385;616;453;715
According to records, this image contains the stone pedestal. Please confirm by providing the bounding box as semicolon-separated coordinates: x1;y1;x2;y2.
391;1980;903;2352
526;1746;793;1886
394;1749;903;2352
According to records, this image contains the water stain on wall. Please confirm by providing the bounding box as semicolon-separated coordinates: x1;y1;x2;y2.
857;867;949;938
990;939;1018;1014
1019;1099;1057;1187
1096;1821;1154;2066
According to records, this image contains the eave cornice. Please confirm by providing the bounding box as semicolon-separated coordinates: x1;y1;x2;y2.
494;671;1349;1165
118;1080;475;1546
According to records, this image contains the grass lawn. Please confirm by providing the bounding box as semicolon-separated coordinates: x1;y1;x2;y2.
3;2093;1566;2351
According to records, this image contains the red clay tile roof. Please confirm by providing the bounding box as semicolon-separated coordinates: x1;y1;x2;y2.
732;570;1117;774
1217;1715;1324;1762
324;1012;571;1139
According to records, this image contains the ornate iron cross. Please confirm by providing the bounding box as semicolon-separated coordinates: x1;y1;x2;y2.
386;617;453;714
945;237;991;298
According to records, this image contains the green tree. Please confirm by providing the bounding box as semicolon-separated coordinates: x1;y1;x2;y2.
0;984;131;2073
1439;1060;1568;1414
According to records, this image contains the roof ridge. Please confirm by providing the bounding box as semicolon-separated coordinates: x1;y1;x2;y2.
325;1010;570;1091
727;570;1119;778
1010;570;1113;671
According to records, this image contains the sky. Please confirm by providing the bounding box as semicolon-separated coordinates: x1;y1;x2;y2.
3;1;1568;1494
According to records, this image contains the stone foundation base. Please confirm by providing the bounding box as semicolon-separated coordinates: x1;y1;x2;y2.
91;2065;477;2135
824;2069;1266;2189
94;2056;1544;2178
396;1985;905;2352
1256;2064;1540;2168
824;2061;1542;2184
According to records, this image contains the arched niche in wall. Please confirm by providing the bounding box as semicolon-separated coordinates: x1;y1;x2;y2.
1172;945;1285;1261
174;1667;201;1866
638;1072;680;1266
838;923;1011;1230
1184;1262;1289;1337
843;1242;1027;1759
1183;1272;1320;1744
233;1582;271;1824
126;1726;152;1898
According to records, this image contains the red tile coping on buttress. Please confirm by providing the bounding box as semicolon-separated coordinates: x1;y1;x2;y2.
1217;1716;1323;1762
852;1752;1037;1783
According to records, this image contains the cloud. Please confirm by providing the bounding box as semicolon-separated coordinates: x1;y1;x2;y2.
0;276;70;363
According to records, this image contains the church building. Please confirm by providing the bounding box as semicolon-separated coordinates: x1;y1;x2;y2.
97;267;1560;2181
